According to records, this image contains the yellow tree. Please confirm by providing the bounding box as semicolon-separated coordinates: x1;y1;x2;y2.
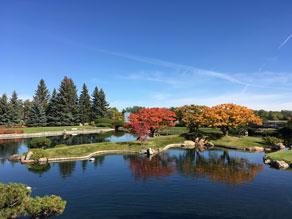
207;103;262;136
176;105;210;133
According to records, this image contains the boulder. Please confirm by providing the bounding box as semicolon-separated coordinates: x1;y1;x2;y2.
264;159;271;164
147;148;154;155
9;154;21;162
270;143;286;151
271;160;289;169
25;151;33;160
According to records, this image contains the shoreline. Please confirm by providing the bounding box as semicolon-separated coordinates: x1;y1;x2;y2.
47;143;183;163
0;128;114;140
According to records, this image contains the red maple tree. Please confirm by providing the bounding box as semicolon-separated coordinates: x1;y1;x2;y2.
127;108;176;137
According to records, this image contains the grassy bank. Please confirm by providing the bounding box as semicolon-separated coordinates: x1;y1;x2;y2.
265;150;292;164
211;136;265;149
3;126;103;134
32;135;185;159
161;127;265;150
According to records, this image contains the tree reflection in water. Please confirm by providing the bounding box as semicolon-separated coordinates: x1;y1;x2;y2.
126;150;263;185
124;154;176;181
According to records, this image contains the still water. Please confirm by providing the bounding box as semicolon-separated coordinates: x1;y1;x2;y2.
1;141;292;218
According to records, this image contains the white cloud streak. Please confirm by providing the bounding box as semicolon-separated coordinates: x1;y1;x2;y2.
278;34;292;49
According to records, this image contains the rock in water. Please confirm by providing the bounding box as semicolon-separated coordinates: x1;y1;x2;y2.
271;160;289;169
25;151;33;160
147;148;154;155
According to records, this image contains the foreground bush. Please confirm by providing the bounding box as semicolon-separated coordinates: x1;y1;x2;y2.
0;183;66;218
28;137;52;148
26;195;66;218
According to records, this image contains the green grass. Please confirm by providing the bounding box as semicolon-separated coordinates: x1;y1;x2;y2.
32;135;185;159
265;150;292;164
4;126;105;134
160;127;188;135
211;136;265;149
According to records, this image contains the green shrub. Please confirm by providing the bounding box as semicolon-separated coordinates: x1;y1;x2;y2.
0;183;66;218
263;136;283;145
26;195;66;218
30;149;47;162
96;123;112;127
0;183;30;218
28;137;52;148
96;118;113;124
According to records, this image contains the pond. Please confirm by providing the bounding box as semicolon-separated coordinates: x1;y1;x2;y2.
0;132;136;160
1;147;292;218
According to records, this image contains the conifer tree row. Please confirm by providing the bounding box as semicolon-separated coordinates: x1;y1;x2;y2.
0;76;109;127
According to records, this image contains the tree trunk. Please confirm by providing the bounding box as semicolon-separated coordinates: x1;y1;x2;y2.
221;127;229;136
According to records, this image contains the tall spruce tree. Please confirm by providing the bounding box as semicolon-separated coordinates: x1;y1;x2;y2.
55;77;79;125
91;87;109;121
22;100;32;125
27;79;50;126
46;89;59;126
35;79;50;110
0;94;10;125
78;83;92;124
8;91;22;125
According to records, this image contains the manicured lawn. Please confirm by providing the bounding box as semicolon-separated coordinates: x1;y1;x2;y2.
211;136;265;149
265;150;292;164
160;127;188;135
4;126;105;134
32;135;185;159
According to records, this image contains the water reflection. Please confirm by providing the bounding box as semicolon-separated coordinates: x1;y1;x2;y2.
124;154;176;181
3;148;263;185
125;150;263;185
176;150;264;185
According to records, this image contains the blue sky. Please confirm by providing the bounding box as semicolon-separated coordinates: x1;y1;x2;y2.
1;0;292;110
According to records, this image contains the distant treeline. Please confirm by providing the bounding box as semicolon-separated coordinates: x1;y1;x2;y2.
0;76;110;127
254;110;292;121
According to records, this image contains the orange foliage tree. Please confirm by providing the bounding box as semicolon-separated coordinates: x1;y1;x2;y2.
127;108;176;137
176;105;210;133
206;103;262;135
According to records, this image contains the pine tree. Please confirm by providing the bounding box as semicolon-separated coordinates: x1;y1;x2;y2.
46;89;59;126
35;79;50;110
27;99;47;127
27;79;50;126
78;83;92;124
8;91;22;125
22;100;32;125
55;77;79;125
0;94;10;125
91;87;109;121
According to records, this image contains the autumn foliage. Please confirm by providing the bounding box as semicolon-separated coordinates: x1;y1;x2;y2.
178;103;262;135
127;108;176;138
176;105;210;132
206;103;262;135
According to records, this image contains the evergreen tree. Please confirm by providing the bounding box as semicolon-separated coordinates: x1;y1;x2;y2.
27;99;47;127
35;79;50;110
0;94;10;125
22;100;32;125
92;87;109;121
99;88;109;116
55;77;79;125
46;89;59;126
78;83;92;124
8;91;22;125
27;79;50;126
